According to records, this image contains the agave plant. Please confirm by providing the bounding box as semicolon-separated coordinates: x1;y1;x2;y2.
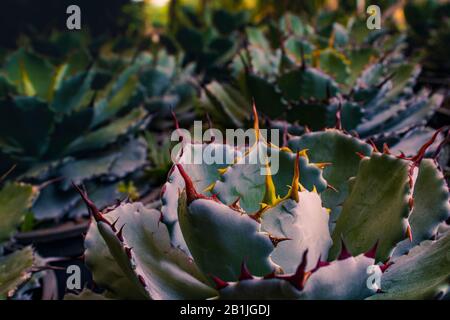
200;13;445;156
404;0;450;85
0;170;44;299
162;2;250;82
0;48;148;221
69;109;449;299
0;43;198;221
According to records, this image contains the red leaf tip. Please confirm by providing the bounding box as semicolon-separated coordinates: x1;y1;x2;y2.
72;182;108;224
239;261;254;281
338;238;352;260
364;241;379;259
211;275;229;290
275;250;310;290
176;164;205;204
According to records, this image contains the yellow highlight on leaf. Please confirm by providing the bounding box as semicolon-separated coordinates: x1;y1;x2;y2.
19;61;36;97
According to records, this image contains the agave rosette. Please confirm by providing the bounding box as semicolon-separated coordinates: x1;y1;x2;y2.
201;13;445;156
71;108;450;300
0;44;199;221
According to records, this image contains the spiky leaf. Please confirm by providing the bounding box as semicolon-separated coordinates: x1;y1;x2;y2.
329;153;411;262
178;192;278;282
370;233;450;300
0;183;37;242
0;247;34;299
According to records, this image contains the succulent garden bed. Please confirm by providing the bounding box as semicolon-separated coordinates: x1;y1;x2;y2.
0;0;449;301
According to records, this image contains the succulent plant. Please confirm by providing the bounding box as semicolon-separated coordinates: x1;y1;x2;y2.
0;170;42;299
200;13;445;156
0;44;199;221
0;46;149;220
404;0;450;85
162;2;250;82
69;109;450;300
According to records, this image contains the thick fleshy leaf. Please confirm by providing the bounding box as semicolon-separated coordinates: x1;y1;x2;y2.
357;91;442;139
261;192;332;272
370;233;450;299
316;49;350;84
0;182;37;242
45;108;93;157
381;64;418;103
245;73;287;119
93;59;147;126
285;37;314;64
285;101;334;131
50;71;94;114
200;81;250;127
85;216;147;300
288;130;372;216
116;203;216;299
32;180;125;220
213;142;327;213
179;192;278;282
380;93;443;137
32;183;81;220
65;108;146;154
59;138;147;190
161;142;236;252
4;49;53;99
0;97;54;158
393;159;450;257
218;254;378;300
86;201;216;300
0;247;34;299
347;48;376;86
139;69;171;98
69;181;127;219
302;254;378;300
330;153;411;262
278;67;339;101
390;127;444;157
